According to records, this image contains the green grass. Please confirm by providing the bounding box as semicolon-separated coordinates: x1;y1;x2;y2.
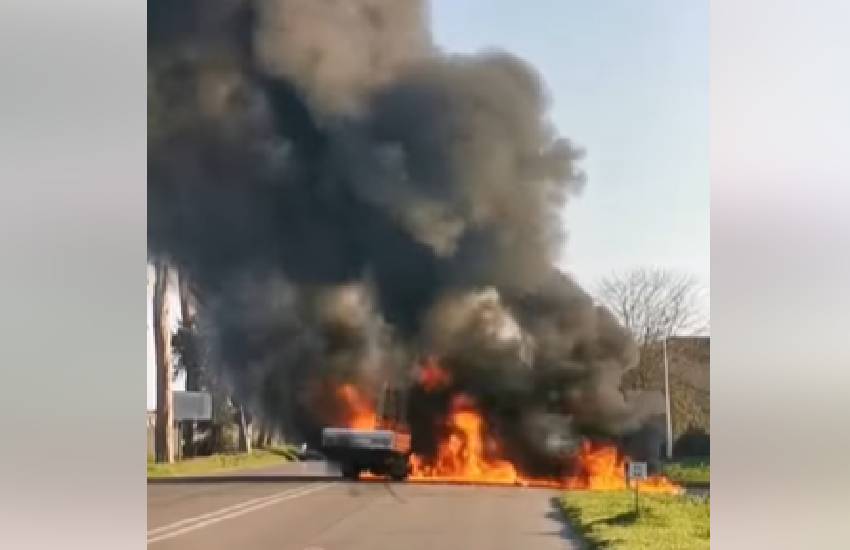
663;458;710;484
559;491;710;550
147;446;298;478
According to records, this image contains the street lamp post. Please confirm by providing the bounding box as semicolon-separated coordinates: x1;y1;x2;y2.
663;337;673;459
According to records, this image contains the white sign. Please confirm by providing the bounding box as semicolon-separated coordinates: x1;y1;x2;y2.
173;391;212;421
628;461;648;480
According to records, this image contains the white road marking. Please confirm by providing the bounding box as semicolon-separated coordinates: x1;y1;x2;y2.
147;484;312;536
147;483;332;545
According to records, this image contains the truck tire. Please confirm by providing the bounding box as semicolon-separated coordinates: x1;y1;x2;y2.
341;462;361;480
389;456;409;481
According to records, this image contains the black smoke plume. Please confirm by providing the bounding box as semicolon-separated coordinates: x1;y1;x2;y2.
148;0;662;473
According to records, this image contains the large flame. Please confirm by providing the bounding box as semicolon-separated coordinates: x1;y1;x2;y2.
408;394;520;484
328;372;682;494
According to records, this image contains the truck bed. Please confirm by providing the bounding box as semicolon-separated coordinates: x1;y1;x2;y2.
321;428;411;453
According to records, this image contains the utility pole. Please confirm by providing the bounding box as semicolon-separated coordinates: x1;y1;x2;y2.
154;261;175;464
663;337;673;460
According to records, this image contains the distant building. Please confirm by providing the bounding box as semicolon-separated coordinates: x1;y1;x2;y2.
622;335;710;458
666;336;709;456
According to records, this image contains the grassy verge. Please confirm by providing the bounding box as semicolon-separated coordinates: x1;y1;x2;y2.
559;491;709;550
663;457;710;484
147;446;298;478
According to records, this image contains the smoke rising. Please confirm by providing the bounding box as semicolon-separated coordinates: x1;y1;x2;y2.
254;0;431;115
148;0;661;472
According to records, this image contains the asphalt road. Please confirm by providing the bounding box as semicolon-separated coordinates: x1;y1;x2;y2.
148;477;584;549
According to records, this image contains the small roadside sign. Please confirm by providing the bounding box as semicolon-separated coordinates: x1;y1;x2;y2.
627;461;648;518
628;461;648;480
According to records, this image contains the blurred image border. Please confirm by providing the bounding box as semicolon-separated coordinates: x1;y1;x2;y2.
0;1;848;549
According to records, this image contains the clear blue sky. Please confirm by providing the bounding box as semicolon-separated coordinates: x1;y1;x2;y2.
430;1;709;310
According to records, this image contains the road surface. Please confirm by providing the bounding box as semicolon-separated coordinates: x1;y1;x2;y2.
148;476;583;549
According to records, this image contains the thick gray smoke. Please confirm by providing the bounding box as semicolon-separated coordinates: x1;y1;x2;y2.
149;0;661;472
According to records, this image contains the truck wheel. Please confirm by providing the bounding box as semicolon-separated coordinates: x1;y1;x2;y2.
389;457;409;481
341;462;360;480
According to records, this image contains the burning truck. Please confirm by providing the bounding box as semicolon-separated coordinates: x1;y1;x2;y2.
318;358;679;493
148;0;681;494
320;383;412;480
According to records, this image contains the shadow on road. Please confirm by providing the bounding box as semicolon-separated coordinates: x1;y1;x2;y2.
542;497;589;549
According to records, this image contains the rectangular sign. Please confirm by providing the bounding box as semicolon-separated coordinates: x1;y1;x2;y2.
173;391;212;421
627;461;648;480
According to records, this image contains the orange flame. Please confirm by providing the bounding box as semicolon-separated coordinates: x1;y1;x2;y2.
407;400;681;493
417;357;453;392
335;383;377;430
409;394;520;484
329;379;681;494
563;440;628;490
563;440;682;494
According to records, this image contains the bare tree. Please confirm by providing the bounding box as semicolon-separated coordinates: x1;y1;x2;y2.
597;267;707;346
597;267;710;442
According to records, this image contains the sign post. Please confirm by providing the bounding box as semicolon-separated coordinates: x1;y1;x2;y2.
627;461;648;518
173;391;212;458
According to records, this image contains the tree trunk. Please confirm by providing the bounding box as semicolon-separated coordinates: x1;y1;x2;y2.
154;261;175;464
178;271;197;457
238;404;252;454
256;422;267;449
